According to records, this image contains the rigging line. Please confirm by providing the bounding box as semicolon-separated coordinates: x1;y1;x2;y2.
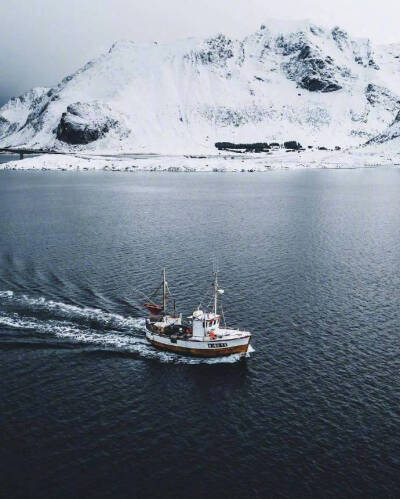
149;281;163;300
130;284;160;305
198;283;214;311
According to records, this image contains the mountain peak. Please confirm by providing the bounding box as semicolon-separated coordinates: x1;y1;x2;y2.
0;20;399;153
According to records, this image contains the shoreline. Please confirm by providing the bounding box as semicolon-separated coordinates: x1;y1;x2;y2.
0;165;385;173
1;148;399;172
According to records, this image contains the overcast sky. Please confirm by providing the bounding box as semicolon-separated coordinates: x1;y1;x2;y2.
1;0;399;105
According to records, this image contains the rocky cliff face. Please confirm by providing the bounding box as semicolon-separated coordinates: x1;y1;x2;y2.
1;20;399;153
56;102;129;145
0;87;49;140
366;109;400;148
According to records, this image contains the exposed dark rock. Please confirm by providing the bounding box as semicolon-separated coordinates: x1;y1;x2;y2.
56;102;120;145
366;83;377;104
301;76;341;92
276;33;306;56
352;40;379;70
365;83;400;113
57;114;106;144
61;74;74;85
366;115;400;144
190;34;234;66
310;25;324;36
331;27;349;51
0;120;20;138
298;45;312;60
0;91;41;138
0;116;11;137
283;39;344;93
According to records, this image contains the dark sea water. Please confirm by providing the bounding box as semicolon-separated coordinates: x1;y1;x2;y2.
1;169;400;499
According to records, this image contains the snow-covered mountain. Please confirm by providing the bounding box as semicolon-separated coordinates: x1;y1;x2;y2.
1;20;400;154
0;87;49;139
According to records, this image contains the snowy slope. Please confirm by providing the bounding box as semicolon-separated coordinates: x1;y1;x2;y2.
0;87;49;139
363;110;400;154
1;20;400;154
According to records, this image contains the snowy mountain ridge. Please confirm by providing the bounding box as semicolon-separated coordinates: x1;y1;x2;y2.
1;20;400;154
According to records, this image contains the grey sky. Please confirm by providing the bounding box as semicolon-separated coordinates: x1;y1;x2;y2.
1;0;399;105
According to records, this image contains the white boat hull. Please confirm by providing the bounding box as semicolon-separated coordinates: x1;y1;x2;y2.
146;330;251;357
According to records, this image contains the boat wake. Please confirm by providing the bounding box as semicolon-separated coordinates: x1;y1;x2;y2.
0;291;252;364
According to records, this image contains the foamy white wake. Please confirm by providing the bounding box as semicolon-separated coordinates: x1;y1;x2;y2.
0;291;140;330
0;291;252;364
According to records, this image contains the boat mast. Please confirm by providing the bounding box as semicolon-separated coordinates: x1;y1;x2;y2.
213;269;218;315
162;268;167;314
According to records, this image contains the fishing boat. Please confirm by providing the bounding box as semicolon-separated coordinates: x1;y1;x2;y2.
143;269;252;357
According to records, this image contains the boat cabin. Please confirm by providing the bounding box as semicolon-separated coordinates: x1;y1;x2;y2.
188;309;221;337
